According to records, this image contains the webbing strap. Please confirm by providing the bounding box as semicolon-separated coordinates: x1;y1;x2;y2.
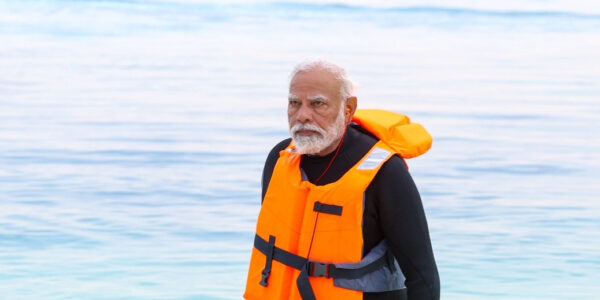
297;264;317;300
313;201;343;216
329;250;393;279
259;235;276;287
254;234;393;299
254;235;317;299
254;234;305;269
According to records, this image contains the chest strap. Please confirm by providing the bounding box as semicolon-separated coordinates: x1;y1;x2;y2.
254;234;396;300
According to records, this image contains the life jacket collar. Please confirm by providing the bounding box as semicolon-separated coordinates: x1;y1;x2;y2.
352;109;432;158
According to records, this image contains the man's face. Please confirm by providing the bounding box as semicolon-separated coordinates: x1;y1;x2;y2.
288;68;347;155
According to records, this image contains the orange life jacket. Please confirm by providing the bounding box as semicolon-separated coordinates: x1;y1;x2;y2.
244;109;432;300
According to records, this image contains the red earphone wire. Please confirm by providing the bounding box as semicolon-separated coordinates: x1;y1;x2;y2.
313;125;348;185
306;121;349;259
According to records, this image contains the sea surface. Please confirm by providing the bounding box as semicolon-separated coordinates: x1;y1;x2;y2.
1;1;599;299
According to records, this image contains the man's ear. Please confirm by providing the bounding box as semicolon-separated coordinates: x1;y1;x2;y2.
345;96;358;122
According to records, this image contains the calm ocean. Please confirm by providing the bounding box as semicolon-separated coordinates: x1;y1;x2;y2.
1;0;599;299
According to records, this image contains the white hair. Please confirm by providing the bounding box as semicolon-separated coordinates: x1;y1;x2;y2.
289;59;355;101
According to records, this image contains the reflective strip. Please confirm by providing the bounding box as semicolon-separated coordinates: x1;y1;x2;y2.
357;147;391;170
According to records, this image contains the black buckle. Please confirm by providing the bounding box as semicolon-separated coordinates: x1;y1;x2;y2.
308;261;330;278
259;269;270;287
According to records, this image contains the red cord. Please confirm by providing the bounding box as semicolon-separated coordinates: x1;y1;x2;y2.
306;125;348;259
313;126;347;185
305;212;320;259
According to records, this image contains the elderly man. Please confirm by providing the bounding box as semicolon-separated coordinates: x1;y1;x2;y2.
244;60;440;300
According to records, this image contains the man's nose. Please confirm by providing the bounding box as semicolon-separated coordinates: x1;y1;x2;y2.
295;103;312;124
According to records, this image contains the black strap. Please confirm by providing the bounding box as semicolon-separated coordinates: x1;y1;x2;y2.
329;250;393;279
254;234;305;269
254;234;318;299
254;234;395;299
297;264;317;300
259;235;276;286
313;201;343;216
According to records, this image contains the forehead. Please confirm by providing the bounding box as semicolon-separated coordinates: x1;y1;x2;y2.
289;68;341;98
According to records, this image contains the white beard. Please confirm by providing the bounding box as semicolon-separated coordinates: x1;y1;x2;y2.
290;106;346;155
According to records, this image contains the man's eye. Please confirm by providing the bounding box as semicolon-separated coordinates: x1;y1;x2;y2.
289;100;300;106
313;101;324;107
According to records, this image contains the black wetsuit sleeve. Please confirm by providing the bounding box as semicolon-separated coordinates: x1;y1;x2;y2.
261;138;292;202
370;156;440;300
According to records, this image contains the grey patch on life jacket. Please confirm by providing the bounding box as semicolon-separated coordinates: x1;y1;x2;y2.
357;147;391;170
333;240;406;292
300;168;308;181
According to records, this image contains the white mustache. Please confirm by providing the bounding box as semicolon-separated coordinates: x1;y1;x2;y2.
291;123;326;136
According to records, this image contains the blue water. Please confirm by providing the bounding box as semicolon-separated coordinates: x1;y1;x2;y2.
1;1;599;299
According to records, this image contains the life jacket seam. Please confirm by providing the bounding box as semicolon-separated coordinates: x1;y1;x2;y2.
260;204;303;236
